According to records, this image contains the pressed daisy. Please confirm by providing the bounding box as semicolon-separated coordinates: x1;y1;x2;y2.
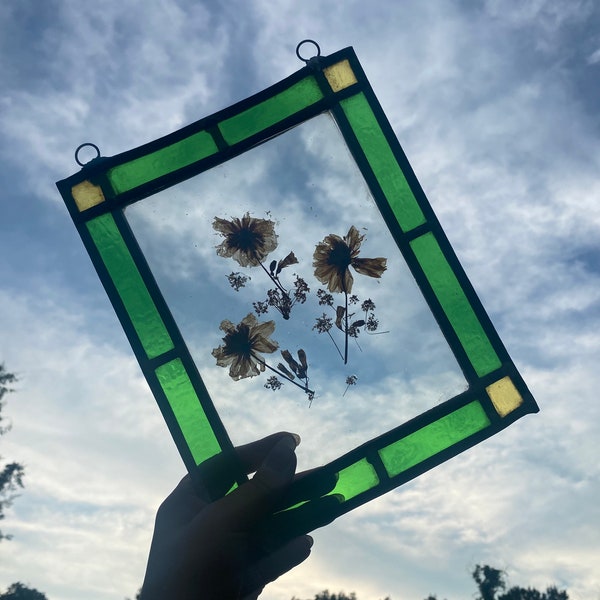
214;214;306;319
213;213;278;267
313;226;386;364
212;313;278;380
313;225;387;293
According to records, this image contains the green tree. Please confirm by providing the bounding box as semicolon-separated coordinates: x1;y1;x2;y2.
0;582;48;600
0;363;24;542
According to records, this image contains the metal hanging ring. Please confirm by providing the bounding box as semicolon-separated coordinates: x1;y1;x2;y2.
75;143;101;167
295;39;321;63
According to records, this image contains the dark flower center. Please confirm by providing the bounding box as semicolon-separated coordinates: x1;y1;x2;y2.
225;325;253;357
230;227;262;252
327;240;352;270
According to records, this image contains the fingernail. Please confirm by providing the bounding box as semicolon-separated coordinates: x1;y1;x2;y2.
306;535;314;548
291;433;301;447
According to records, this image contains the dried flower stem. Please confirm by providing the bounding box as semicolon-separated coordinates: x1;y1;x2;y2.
256;355;315;396
259;261;288;295
326;330;345;361
343;289;349;364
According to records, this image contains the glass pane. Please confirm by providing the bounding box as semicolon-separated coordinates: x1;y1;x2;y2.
378;400;490;477
108;131;219;195
86;214;174;359
71;180;105;211
155;359;222;464
328;458;380;501
410;232;501;377
218;77;323;145
486;376;523;417
340;93;426;232
124;113;468;472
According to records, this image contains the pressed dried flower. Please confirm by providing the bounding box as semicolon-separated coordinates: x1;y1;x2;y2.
213;213;278;267
313;225;387;293
212;313;278;380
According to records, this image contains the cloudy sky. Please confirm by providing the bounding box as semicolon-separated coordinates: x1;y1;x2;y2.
1;1;599;599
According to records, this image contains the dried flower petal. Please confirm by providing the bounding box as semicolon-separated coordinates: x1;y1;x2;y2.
335;306;346;331
212;313;278;381
313;225;387;293
352;257;388;279
276;251;299;274
281;349;300;376
213;213;278;267
297;349;308;371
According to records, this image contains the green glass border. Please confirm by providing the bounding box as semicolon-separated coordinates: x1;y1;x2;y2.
56;46;538;532
86;213;174;359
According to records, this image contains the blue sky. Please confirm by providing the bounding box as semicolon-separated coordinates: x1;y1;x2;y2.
1;1;599;599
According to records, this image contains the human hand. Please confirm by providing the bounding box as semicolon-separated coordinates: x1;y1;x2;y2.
141;432;324;600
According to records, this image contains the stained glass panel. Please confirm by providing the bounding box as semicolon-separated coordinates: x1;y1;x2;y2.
56;44;538;527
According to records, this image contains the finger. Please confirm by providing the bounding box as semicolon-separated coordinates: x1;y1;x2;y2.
235;431;301;474
209;434;299;530
240;535;313;598
276;466;339;509
192;432;300;501
259;494;343;548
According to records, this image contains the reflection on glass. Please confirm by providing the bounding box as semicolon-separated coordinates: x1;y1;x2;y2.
125;113;468;470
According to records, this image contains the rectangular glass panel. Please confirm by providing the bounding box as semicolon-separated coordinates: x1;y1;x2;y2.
218;77;324;145
108;131;219;194
155;359;222;465
410;232;502;377
379;400;490;477
323;59;358;92
329;458;379;501
71;180;105;211
125;114;468;472
340;93;426;232
86;214;174;359
56;48;538;522
486;376;523;417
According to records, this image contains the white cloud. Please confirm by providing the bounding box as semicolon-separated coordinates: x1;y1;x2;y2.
2;1;600;599
0;287;183;599
588;48;600;64
0;0;231;205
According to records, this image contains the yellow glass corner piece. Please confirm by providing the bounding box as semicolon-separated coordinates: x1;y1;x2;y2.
324;60;358;92
486;376;523;417
71;180;105;211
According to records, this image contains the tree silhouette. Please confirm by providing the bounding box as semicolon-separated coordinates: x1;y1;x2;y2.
472;564;569;600
498;585;568;600
291;592;358;600
291;590;391;600
289;564;568;600
474;564;506;600
0;582;48;600
0;363;24;542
